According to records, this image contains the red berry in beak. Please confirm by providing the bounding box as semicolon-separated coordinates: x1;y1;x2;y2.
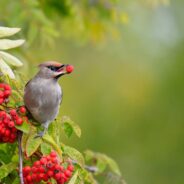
66;65;74;73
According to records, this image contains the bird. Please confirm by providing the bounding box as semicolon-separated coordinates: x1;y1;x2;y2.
24;61;74;137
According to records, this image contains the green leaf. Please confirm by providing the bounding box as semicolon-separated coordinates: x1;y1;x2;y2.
0;39;25;50
103;155;121;176
41;142;52;155
64;145;85;167
0;58;15;78
12;177;20;184
84;150;121;176
0;162;17;179
0;27;21;38
0;51;23;67
15;121;30;134
68;170;78;184
62;116;81;138
78;168;97;184
43;134;63;158
26;132;42;157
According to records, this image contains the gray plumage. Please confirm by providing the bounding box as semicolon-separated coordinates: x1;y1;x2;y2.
24;61;69;137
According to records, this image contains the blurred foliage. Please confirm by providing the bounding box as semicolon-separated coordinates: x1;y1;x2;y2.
0;0;129;46
0;0;170;46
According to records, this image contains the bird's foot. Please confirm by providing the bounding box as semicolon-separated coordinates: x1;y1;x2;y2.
34;131;45;139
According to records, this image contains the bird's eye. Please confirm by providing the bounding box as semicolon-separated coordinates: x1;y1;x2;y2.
47;66;57;71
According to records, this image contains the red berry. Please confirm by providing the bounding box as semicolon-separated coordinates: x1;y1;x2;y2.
10;133;17;139
51;157;58;163
64;170;72;178
42;174;48;181
38;166;45;173
11;127;17;133
26;175;32;182
0;111;6;117
19;106;26;114
8;121;15;128
31;166;38;173
67;165;74;172
0;83;5;89
10;109;17;116
34;161;40;167
47;170;54;177
23;166;31;175
4;84;11;90
0;128;5;135
31;173;37;181
0;91;4;98
39;173;45;180
5;129;10;137
4;90;11;97
40;157;47;165
54;172;61;180
50;151;57;157
54;164;62;171
66;65;74;73
16;118;23;125
0;98;4;104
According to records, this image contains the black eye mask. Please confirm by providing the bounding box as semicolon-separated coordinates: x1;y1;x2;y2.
47;65;64;72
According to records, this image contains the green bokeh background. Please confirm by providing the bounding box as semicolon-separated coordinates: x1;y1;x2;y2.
1;0;184;183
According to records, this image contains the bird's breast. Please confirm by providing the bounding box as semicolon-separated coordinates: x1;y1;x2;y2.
24;78;62;123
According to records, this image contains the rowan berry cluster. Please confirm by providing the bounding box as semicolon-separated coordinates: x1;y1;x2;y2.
0;106;27;143
0;82;27;143
23;151;74;184
0;83;12;104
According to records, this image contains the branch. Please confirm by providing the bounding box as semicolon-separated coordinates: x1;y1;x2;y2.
72;160;98;173
18;131;24;184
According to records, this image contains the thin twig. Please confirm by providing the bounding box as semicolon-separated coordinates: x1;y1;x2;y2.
72;160;98;173
18;131;24;184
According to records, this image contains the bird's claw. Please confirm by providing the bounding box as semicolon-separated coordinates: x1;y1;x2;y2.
34;131;44;139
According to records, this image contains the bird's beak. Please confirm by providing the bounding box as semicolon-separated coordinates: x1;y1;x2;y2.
53;64;68;78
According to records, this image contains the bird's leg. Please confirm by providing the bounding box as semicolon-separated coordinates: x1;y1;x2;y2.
34;121;50;138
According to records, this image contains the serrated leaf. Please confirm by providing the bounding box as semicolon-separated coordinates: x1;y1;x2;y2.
0;39;25;50
26;132;42;157
41;142;52;155
97;158;107;173
0;51;23;67
15;121;30;134
84;150;121;176
0;58;15;78
43;134;63;158
0;27;21;38
12;177;20;184
0;162;17;179
68;170;78;184
64;146;85;167
104;155;121;176
84;150;94;161
62;116;81;138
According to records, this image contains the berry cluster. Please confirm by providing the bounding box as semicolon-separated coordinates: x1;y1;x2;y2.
0;82;27;143
0;106;27;143
0;83;12;104
23;151;74;184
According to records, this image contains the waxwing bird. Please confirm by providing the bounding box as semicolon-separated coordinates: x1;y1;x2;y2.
24;61;74;137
